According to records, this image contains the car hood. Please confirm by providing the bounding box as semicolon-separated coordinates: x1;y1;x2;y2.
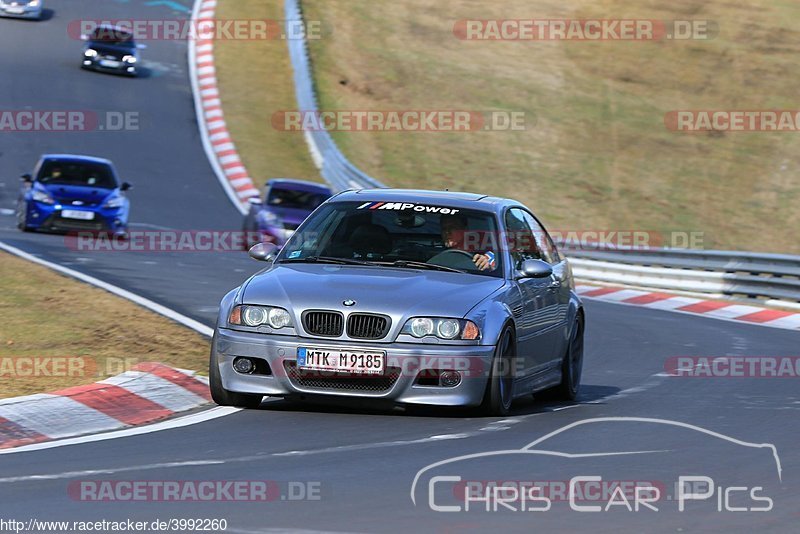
40;183;114;206
242;263;505;319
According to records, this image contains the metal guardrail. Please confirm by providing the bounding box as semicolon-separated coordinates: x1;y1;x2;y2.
284;0;386;192
563;246;800;304
284;0;799;305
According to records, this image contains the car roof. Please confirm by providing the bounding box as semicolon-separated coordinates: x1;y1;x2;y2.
333;188;513;211
268;179;331;194
40;154;114;166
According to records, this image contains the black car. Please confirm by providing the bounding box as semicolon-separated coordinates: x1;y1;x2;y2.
81;25;142;77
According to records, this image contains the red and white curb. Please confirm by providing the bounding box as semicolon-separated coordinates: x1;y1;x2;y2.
576;284;800;331
0;363;211;450
189;0;259;214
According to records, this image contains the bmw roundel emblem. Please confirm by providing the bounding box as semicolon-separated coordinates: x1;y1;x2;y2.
343;299;356;307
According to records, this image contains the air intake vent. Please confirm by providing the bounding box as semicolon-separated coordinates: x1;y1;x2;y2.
302;311;344;337
347;313;390;340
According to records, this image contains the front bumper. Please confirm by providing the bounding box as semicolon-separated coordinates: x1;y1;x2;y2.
214;328;496;407
0;5;42;18
23;200;127;233
82;57;137;76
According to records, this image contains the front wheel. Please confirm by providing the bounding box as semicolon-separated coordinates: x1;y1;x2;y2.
480;327;515;416
209;341;263;409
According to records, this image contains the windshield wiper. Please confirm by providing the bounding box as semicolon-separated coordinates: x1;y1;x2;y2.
386;260;466;274
278;256;378;266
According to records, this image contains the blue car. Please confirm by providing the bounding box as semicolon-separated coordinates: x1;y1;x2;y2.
16;155;131;236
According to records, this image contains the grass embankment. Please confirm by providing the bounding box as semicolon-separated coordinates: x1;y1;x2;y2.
0;253;209;399
294;0;799;253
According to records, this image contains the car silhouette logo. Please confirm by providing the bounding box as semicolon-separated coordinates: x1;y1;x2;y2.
343;299;356;306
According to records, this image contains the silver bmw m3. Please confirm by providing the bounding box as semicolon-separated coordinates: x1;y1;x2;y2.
210;189;584;415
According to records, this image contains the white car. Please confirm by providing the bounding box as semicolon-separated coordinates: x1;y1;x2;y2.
0;0;42;20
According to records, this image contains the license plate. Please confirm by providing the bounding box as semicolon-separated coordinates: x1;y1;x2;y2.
99;59;121;68
297;347;385;375
6;7;25;14
61;210;95;220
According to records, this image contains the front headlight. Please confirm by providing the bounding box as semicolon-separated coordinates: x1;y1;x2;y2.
123;55;137;63
103;196;125;209
32;189;54;204
28;0;41;7
401;317;480;340
84;49;98;58
229;305;293;329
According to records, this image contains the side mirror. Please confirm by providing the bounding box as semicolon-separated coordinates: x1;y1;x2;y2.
136;43;147;50
120;182;132;191
517;259;553;279
247;196;263;205
248;242;279;262
20;173;33;183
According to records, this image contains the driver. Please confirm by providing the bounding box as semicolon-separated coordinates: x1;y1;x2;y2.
440;214;496;271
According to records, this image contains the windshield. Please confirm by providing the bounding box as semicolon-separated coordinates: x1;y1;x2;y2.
277;200;504;277
267;187;329;210
89;28;136;47
37;161;118;189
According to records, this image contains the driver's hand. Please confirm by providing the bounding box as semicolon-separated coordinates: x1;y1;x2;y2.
473;254;490;271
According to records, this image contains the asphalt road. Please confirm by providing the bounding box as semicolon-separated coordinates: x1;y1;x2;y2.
0;0;260;325
0;1;798;533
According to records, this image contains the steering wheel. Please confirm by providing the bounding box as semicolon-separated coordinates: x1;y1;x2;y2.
427;249;477;270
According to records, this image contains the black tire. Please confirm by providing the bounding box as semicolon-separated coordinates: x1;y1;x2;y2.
539;313;584;401
480;326;515;416
209;340;263;409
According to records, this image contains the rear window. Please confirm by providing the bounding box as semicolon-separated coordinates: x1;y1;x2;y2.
37;161;117;189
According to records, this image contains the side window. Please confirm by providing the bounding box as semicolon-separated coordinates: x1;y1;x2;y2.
504;208;543;268
521;211;560;264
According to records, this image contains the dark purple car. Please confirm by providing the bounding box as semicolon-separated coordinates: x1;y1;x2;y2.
243;179;332;249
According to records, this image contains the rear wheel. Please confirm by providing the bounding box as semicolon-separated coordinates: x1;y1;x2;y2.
540;314;584;401
480;326;515;416
209;338;263;409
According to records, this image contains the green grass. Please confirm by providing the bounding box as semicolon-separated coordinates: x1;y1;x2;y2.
295;0;800;253
213;0;321;189
0;253;210;399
